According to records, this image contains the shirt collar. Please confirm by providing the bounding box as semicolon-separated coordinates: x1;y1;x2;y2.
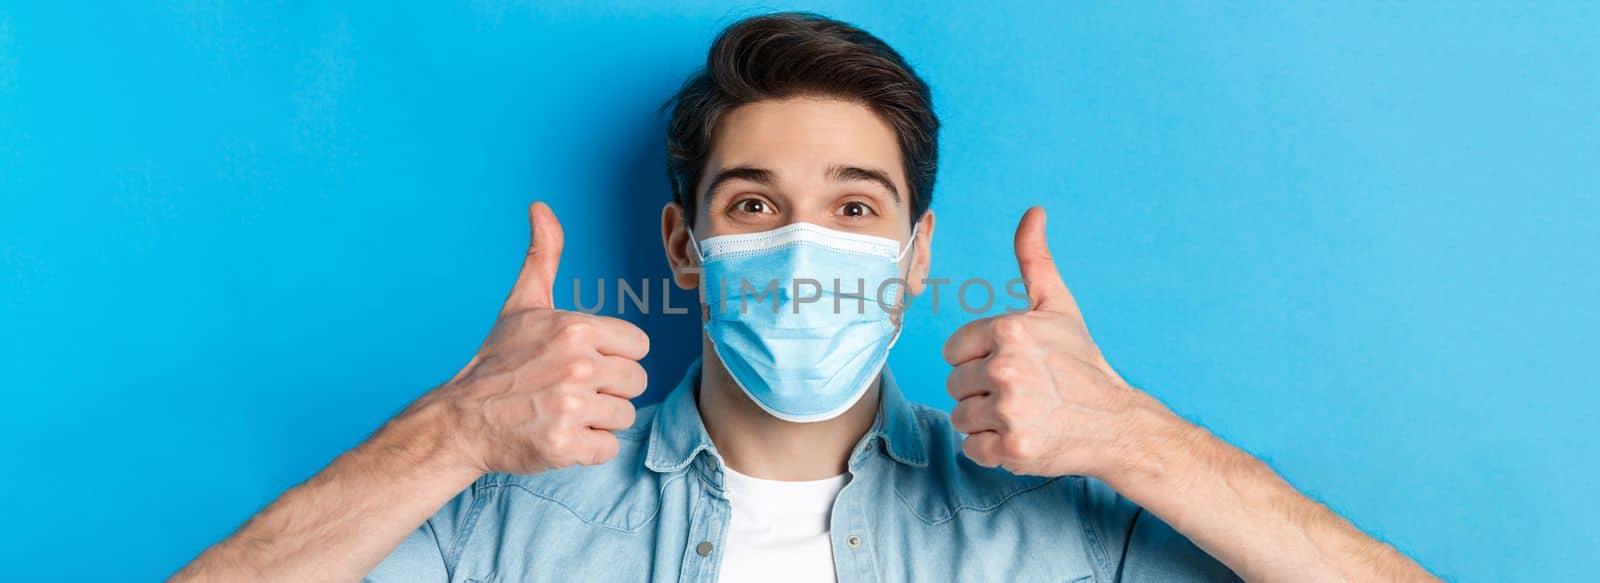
643;359;718;474
866;366;930;467
644;358;929;473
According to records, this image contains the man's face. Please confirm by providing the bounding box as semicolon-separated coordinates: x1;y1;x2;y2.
662;95;934;295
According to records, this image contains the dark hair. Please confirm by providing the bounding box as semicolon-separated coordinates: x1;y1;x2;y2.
664;12;939;226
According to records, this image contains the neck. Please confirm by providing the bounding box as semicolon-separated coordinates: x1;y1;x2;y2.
695;339;879;481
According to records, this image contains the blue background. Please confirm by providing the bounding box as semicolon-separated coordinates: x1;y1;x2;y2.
1;2;1596;580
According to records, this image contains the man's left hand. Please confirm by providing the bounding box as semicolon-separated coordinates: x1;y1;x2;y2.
943;206;1188;479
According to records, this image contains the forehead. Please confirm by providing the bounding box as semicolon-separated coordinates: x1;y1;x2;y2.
702;96;906;190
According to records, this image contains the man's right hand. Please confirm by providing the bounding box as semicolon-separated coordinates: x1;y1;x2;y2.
171;202;649;582
411;201;650;476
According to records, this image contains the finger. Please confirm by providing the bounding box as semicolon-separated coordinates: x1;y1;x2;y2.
942;317;995;366
574;429;622;466
961;431;1004;467
594;356;649;399
579;315;651;360
502;201;565;315
585;394;638;431
1012;207;1081;316
945;360;991;401
950;395;1004;434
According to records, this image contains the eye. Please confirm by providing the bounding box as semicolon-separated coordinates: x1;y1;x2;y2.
838;200;876;219
731;196;776;216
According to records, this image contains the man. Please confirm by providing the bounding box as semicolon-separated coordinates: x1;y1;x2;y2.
175;12;1436;582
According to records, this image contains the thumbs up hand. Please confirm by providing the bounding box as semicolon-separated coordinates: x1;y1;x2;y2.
943;207;1178;479
408;202;650;477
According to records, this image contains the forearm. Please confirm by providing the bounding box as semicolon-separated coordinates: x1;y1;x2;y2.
1108;410;1436;582
172;402;481;583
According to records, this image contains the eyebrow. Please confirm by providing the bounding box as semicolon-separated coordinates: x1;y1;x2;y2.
701;166;774;205
700;164;902;204
828;164;900;202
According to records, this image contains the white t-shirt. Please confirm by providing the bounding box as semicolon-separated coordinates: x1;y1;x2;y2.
716;465;849;583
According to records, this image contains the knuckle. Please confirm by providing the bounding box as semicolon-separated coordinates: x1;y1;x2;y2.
541;427;571;453
562;359;595;383
556;319;592;344
533;390;579;418
994;315;1030;342
987;355;1024;386
1002;432;1035;458
991;391;1019;418
555;393;585;415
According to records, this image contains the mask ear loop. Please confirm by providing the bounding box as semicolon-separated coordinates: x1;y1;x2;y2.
685;225;708;263
892;223;921;263
886;222;922;348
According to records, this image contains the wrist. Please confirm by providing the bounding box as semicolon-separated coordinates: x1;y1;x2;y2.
367;391;486;487
1100;400;1211;494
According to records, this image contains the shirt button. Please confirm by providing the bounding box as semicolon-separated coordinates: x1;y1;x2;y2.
846;535;862;549
696;541;714;557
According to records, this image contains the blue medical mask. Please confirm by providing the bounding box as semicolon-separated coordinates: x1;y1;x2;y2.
691;222;918;423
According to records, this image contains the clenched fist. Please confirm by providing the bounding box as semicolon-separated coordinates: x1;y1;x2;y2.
944;207;1179;479
408;202;650;476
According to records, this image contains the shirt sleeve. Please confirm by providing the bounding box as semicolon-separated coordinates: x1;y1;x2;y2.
363;483;481;583
1076;477;1242;582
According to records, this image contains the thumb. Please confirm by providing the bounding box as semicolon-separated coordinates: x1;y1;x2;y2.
502;201;564;314
1013;206;1079;315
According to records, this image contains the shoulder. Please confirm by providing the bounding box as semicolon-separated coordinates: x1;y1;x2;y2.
467;401;672;533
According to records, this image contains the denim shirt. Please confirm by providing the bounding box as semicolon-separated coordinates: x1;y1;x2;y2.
367;360;1239;582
